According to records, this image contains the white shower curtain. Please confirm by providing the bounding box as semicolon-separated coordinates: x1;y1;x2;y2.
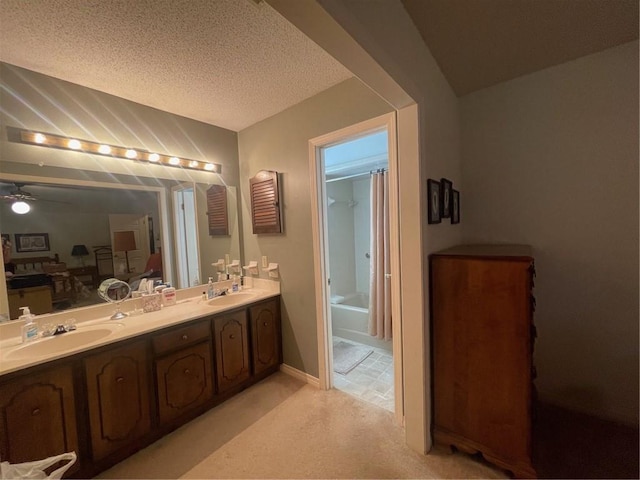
368;170;392;340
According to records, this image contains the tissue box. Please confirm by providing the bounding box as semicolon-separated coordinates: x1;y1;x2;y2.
142;293;162;313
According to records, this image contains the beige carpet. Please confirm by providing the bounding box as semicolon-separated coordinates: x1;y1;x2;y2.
98;372;506;479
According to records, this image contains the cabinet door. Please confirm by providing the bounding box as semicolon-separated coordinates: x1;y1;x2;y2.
249;298;281;375
213;310;250;393
156;342;213;425
0;364;80;472
84;340;151;461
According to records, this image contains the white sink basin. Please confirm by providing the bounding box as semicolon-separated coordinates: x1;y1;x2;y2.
5;327;116;360
208;292;256;307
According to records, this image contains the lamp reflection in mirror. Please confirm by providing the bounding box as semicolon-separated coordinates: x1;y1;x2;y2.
113;231;137;274
71;244;90;266
11;201;30;214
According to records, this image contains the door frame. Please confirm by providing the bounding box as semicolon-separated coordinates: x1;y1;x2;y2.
308;112;404;423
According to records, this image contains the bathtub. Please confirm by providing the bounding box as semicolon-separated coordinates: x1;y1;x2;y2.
330;292;392;351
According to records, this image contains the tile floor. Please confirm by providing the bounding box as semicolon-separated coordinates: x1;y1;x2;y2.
332;336;394;412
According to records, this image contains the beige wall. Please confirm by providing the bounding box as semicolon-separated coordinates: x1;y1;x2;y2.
460;41;639;424
238;77;392;376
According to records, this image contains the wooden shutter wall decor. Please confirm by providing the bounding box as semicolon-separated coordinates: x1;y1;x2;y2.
206;185;229;236
250;170;282;234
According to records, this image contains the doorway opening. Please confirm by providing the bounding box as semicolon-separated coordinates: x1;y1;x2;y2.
324;130;393;411
310;113;403;421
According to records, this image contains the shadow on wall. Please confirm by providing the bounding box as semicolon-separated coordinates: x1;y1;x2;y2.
279;301;307;375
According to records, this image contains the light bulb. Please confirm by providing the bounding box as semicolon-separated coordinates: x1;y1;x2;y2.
148;153;160;162
125;149;137;159
189;160;199;168
34;133;46;144
68;139;81;150
11;201;30;214
169;157;180;166
98;145;111;154
204;163;215;171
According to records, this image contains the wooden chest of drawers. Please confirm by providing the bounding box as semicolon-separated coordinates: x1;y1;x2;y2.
430;245;537;478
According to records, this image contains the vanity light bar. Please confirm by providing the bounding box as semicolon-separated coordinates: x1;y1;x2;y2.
18;130;222;174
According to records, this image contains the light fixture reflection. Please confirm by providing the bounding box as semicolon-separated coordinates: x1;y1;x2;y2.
11;201;30;214
16;130;222;174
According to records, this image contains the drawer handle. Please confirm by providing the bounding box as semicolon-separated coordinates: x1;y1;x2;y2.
263;322;269;327
229;334;236;339
32;408;40;416
182;334;188;340
116;376;125;383
184;369;191;375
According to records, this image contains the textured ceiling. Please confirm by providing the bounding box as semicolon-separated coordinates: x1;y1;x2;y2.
401;0;639;96
1;0;636;129
0;0;352;132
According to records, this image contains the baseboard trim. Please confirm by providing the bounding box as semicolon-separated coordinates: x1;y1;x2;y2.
280;363;320;388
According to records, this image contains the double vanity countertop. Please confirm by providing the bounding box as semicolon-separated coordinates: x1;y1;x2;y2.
0;279;280;377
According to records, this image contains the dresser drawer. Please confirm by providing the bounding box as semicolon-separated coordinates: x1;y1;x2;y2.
152;320;210;355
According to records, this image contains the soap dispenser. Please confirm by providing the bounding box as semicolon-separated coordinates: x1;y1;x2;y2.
207;277;215;299
19;307;38;343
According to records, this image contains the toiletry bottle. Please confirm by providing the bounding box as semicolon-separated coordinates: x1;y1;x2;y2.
207;277;215;299
19;307;38;343
231;275;239;293
162;283;176;306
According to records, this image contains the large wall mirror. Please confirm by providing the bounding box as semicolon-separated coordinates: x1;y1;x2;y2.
0;63;242;320
1;169;241;320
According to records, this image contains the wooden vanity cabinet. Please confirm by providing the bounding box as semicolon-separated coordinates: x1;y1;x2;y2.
0;295;281;478
153;320;214;425
0;364;80;474
83;339;152;461
249;298;282;377
212;309;250;393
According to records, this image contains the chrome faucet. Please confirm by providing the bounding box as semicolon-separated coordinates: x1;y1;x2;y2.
213;288;229;297
43;320;77;337
53;325;68;335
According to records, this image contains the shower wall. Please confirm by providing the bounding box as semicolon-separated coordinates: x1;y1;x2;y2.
327;178;370;298
327;180;357;296
352;178;370;294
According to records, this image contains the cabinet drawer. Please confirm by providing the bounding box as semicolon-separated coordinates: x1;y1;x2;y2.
152;320;210;355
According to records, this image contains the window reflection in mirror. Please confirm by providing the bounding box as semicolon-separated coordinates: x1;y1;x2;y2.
172;184;200;288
